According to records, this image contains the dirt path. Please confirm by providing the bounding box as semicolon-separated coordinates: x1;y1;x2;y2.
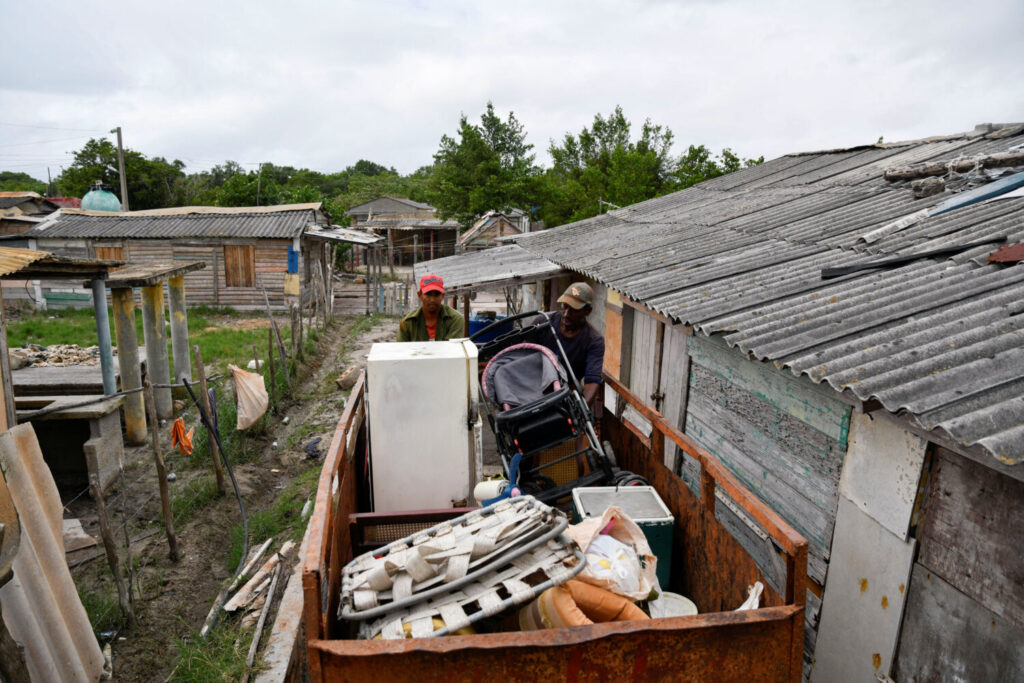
67;314;396;681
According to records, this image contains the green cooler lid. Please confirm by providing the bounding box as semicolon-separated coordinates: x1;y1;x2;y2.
572;486;672;522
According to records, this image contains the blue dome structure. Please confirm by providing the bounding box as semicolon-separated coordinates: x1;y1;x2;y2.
81;181;121;212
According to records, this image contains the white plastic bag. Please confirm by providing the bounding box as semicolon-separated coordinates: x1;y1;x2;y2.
566;505;658;601
229;363;268;430
583;534;642;596
735;581;764;611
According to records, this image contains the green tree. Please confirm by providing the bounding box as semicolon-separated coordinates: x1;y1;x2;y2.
0;172;46;194
55;138;186;210
214;172;282;207
427;103;539;227
672;145;763;189
541;106;674;227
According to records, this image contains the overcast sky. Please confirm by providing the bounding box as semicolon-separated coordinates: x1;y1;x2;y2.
2;0;1022;184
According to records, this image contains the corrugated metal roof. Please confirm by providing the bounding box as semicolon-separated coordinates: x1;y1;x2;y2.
304;225;383;245
0;246;49;276
414;245;564;295
29;208;316;240
513;123;1024;465
362;217;461;230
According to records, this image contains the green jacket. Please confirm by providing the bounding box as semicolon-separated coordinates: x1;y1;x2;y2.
397;304;465;342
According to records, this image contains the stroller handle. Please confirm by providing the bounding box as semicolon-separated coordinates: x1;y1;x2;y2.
468;310;544;342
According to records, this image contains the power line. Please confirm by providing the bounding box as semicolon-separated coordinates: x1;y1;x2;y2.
0;134;97;149
0;121;106;133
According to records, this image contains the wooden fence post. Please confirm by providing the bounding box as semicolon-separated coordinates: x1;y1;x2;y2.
267;327;276;412
144;376;179;561
193;345;225;494
89;472;135;625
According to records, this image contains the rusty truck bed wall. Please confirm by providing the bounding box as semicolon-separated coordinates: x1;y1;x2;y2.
302;372;807;682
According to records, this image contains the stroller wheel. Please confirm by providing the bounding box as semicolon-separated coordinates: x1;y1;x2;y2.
520;474;557;496
613;471;649;487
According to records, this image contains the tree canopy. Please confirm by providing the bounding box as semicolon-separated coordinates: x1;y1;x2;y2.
0;171;46;194
1;109;763;231
542;106;676;226
427;102;539;227
55;138;187;211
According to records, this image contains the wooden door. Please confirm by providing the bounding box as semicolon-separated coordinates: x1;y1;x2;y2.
223;245;255;287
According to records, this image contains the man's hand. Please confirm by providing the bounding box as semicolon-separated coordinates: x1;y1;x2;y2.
583;382;599;408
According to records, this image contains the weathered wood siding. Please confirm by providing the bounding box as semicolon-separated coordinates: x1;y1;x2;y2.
892;446;1024;680
658;323;690;468
34;238;304;310
894;562;1024;681
628;310;659;403
915;447;1024;631
682;333;849;586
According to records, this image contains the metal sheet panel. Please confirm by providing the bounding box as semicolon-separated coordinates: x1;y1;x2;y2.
0;424;105;682
840;413;926;541
0;245;48;276
30;209;315;240
810;496;915;683
510;125;1024;466
414;245;563;294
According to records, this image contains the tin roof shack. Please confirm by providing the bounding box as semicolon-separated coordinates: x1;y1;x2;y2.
347;197;461;265
456;209;534;253
426;122;1024;681
19;203;357;311
0;191;60;237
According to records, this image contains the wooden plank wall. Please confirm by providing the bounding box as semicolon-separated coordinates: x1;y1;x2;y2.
36;238;301;310
894;446;1024;679
682;333;849;586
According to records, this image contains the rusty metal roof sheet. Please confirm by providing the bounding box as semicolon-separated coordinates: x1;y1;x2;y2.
0;246;49;276
513;123;1024;465
29;207;317;240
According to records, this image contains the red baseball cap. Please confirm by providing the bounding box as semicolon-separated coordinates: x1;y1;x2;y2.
419;274;445;295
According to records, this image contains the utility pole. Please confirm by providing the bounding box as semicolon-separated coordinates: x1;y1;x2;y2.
256;163;264;206
46;167;52;197
110;126;129;211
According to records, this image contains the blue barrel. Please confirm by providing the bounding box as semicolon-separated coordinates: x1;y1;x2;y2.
468;314;507;342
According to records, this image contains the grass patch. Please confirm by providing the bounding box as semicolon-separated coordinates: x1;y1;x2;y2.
170;475;221;525
6;306;275;380
171;622;254;682
226;465;320;572
78;585;124;635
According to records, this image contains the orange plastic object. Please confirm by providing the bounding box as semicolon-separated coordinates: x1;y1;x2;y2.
519;580;650;630
170;417;194;456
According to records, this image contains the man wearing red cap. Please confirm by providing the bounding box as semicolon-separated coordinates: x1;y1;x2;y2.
397;274;465;342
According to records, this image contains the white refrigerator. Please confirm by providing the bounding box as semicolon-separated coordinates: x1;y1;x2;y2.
365;340;482;512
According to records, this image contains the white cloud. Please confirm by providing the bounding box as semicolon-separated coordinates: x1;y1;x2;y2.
1;0;1021;183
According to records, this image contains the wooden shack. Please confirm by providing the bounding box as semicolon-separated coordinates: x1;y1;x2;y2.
16;203;371;311
456;209;533;253
422;122;1024;681
347;197;461;265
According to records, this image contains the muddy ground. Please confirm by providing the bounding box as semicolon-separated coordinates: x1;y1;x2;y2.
65;313;396;681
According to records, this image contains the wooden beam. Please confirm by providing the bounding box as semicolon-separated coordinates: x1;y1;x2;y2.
623;296;673;325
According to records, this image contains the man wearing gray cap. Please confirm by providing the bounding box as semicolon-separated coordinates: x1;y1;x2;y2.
533;282;604;408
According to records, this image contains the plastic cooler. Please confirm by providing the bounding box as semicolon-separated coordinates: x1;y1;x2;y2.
571;486;674;588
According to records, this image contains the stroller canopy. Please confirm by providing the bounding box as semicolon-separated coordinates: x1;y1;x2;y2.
483;343;568;409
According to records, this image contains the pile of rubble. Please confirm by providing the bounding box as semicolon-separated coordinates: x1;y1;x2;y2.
9;344;109;369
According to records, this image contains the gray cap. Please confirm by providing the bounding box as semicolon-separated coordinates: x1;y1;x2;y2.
557;282;594;310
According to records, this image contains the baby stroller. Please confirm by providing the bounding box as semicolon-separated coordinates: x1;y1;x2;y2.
472;311;641;506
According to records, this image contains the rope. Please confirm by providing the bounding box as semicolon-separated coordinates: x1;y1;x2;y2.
17;374;225;421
